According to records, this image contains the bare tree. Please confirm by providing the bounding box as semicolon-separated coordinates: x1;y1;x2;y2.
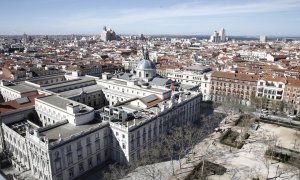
103;163;128;180
161;132;177;175
239;115;254;142
262;133;279;179
103;113;221;179
138;144;163;180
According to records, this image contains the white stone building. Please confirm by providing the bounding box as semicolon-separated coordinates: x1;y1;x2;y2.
256;76;286;100
0;81;38;102
102;91;202;164
0;55;203;180
35;95;95;126
163;65;212;101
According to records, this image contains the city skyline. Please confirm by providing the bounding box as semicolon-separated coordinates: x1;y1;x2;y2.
1;0;300;36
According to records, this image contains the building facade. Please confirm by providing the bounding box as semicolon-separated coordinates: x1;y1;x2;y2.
210;71;259;105
165;67;211;101
283;77;300;115
256;76;286;101
0;57;203;179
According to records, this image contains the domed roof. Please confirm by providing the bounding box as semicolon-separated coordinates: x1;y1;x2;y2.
136;59;156;70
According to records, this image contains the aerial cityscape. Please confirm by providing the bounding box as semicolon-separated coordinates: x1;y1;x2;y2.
0;0;300;180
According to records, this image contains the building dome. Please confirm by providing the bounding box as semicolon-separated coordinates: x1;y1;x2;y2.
136;59;156;70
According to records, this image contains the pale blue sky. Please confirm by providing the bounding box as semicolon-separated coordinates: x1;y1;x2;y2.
1;0;300;36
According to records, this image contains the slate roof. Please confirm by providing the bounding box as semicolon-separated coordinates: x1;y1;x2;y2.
150;77;171;86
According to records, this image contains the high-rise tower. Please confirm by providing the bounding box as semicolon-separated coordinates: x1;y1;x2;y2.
210;28;226;43
220;28;226;42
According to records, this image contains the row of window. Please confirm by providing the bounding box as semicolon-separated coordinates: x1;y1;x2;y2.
53;82;95;93
107;84;148;96
38;78;64;85
56;153;102;180
212;82;254;90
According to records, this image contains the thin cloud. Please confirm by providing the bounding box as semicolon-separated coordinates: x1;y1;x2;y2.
18;0;300;35
105;0;300;24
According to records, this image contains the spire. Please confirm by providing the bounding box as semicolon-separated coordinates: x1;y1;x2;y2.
142;46;149;60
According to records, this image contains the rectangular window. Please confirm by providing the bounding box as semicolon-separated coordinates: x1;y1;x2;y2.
95;133;99;139
86;137;90;145
104;136;108;146
79;162;84;172
87;145;92;155
55;160;61;171
77;141;81;149
88;158;93;168
77;149;82;160
69;168;74;178
97;153;101;164
67;154;73;165
95;140;100;151
66;145;72;152
131;141;134;151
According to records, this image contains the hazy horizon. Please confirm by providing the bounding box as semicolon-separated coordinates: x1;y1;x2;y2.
1;0;300;36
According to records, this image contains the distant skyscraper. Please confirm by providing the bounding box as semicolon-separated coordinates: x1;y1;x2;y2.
210;28;226;43
100;26;117;42
260;35;267;43
220;28;226;42
140;33;145;40
22;33;29;45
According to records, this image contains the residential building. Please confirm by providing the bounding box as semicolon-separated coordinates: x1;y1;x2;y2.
164;65;212;100
256;76;286;101
210;71;259;105
283;77;300;115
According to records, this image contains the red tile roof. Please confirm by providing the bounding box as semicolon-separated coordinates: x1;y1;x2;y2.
286;77;300;87
261;75;286;83
140;95;162;107
0;94;44;113
211;71;259;82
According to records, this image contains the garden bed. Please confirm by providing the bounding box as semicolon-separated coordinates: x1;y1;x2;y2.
184;160;226;180
264;147;300;168
220;130;247;149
